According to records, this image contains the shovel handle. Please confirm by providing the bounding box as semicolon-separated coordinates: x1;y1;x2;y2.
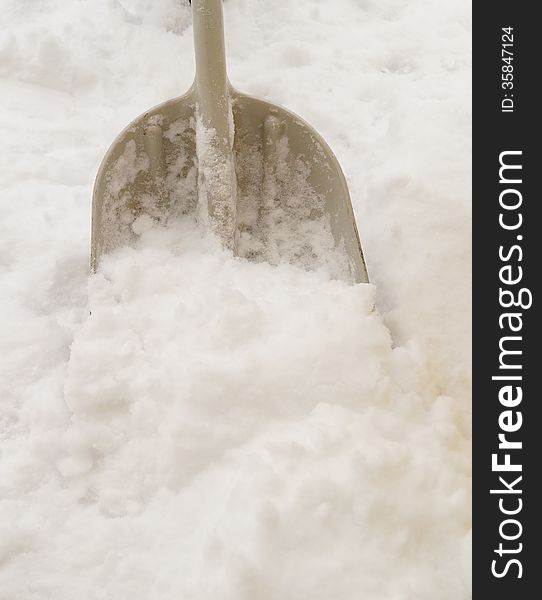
192;0;231;141
191;0;237;251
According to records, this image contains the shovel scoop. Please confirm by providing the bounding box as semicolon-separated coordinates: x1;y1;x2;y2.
91;0;369;283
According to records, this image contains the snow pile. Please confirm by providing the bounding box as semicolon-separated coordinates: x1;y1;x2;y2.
0;1;471;599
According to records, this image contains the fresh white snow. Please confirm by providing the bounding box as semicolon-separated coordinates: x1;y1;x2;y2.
0;1;471;599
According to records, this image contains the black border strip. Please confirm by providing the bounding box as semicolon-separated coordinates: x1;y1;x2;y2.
473;3;540;597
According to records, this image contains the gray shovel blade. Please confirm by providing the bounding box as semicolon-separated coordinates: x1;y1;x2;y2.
91;89;368;283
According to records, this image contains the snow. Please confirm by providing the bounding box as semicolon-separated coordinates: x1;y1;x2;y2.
0;1;471;599
195;116;239;249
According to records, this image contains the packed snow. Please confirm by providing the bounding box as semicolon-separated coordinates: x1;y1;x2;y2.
0;1;471;599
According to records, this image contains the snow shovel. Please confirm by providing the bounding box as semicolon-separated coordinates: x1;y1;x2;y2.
91;0;369;283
